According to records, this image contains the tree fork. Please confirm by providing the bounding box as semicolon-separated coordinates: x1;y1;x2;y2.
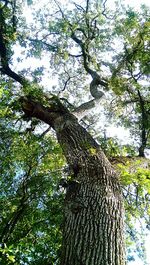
21;96;125;265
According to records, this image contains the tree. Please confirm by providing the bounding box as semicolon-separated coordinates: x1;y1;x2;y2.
0;0;149;264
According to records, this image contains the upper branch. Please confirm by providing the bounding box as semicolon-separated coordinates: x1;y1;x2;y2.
54;0;108;99
71;31;108;98
0;3;26;85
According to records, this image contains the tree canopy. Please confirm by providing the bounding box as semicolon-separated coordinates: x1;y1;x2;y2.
0;0;150;264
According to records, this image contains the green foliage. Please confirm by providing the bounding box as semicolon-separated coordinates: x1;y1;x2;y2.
0;0;150;264
0;83;65;264
0;243;16;264
98;134;136;158
116;159;150;262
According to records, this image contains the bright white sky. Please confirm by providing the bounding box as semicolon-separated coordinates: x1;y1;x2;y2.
22;1;150;264
121;0;149;8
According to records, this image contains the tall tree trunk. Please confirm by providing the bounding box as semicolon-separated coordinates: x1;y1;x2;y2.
22;96;125;265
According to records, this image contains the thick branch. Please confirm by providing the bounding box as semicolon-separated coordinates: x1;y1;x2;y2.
20;96;76;130
72;99;97;119
0;65;26;84
21;97;57;127
0;6;26;85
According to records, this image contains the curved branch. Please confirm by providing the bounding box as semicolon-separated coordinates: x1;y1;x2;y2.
0;65;26;85
54;2;108;93
71;32;108;91
0;5;26;85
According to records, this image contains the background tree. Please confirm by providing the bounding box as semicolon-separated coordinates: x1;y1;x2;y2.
0;0;150;264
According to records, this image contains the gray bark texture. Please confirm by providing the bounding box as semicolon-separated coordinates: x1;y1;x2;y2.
22;96;126;265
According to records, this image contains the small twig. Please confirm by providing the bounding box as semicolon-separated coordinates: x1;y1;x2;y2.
39;126;51;138
101;0;114;19
73;2;85;12
62;76;71;92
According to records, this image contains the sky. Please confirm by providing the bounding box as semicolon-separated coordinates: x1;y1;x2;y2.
121;0;149;8
22;1;150;264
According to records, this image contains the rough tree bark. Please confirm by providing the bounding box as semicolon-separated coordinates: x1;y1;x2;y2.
21;96;125;265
